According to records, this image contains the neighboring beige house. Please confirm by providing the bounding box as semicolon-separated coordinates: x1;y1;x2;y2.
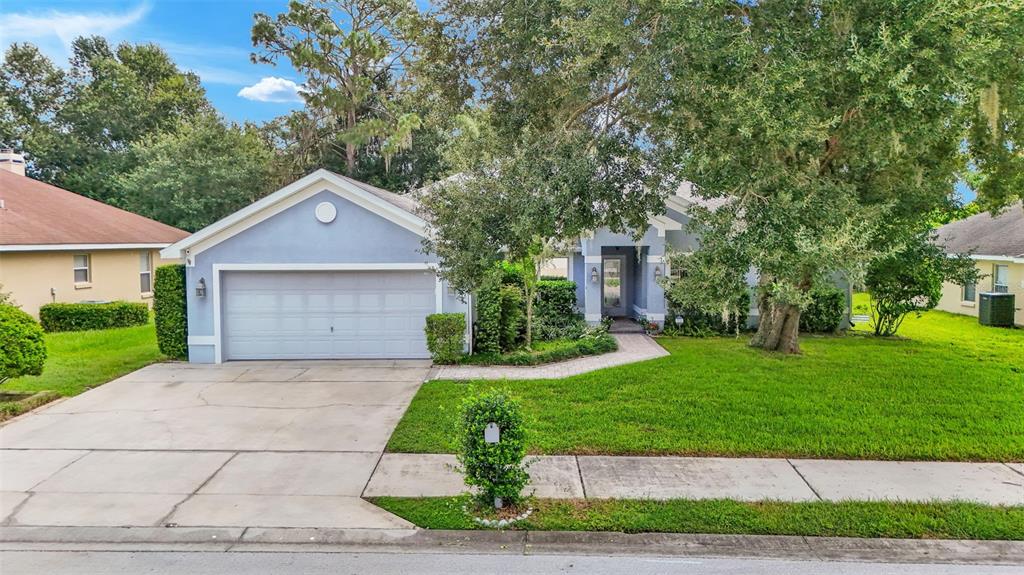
935;202;1024;326
0;150;189;317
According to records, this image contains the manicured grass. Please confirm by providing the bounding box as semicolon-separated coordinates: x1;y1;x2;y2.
371;497;1024;540
3;322;165;399
388;309;1024;460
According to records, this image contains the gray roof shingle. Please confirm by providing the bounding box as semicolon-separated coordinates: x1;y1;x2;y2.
936;202;1024;257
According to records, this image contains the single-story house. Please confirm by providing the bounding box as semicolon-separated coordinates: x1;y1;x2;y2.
163;170;845;363
0;150;188;317
935;202;1024;326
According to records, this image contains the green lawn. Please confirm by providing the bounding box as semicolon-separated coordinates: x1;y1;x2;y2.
3;322;165;400
372;497;1024;540
388;309;1024;460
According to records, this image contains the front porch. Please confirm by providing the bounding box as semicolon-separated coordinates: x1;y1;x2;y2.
568;227;670;328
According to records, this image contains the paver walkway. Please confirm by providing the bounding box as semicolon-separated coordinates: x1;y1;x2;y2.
365;454;1024;505
432;334;668;380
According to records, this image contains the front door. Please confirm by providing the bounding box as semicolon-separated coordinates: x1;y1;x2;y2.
601;255;627;317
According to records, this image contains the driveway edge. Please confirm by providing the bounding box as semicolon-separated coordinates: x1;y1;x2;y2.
1;526;1021;565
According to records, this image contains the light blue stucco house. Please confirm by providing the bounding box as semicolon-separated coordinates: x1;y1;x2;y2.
162;170;822;363
161;170;468;363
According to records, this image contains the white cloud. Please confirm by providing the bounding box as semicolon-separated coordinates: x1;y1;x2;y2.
0;3;149;52
237;77;305;103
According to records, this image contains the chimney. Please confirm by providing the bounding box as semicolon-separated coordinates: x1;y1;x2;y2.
0;149;26;176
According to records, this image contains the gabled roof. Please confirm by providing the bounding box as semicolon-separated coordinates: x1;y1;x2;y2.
161;169;427;261
936;202;1024;261
0;170;188;250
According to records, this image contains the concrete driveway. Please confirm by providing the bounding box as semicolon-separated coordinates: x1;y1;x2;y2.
0;361;430;530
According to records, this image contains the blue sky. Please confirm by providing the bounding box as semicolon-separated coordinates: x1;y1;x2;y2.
1;0;305;123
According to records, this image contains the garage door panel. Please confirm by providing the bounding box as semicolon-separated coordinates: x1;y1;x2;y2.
222;270;435;360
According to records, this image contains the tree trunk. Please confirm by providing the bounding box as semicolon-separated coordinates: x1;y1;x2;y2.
345;108;357;173
750;299;802;354
524;291;534;351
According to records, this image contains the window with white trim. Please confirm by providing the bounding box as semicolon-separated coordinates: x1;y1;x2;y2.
139;251;153;293
993;265;1009;293
73;254;91;283
962;282;976;302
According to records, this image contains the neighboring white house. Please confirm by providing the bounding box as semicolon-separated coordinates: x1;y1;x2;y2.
935;202;1024;326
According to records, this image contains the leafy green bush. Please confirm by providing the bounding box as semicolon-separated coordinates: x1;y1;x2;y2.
39;301;149;332
455;388;530;508
0;304;47;382
465;329;617;366
667;291;750;337
498;284;524;352
425;313;466;364
534;279;578;340
474;276;502;354
154;264;188;359
799;286;846;333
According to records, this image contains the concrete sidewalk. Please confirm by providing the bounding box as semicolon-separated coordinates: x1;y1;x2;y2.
364;454;1024;505
432;334;668;380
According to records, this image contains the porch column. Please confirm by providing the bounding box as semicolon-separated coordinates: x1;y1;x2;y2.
582;237;602;324
645;240;667;328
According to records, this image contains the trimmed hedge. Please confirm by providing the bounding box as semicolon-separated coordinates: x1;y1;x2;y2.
0;304;47;381
800;286;846;333
498;284;524;352
39;301;149;333
154;265;188;359
474;276;503;355
425;313;466;364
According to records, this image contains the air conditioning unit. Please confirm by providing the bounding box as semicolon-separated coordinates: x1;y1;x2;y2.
978;292;1015;327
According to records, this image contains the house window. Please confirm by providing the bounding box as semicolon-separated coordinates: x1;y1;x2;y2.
993;265;1009;293
962;282;976;302
140;251;153;293
73;254;91;283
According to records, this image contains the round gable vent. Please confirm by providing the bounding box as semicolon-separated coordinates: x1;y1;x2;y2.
315;201;337;223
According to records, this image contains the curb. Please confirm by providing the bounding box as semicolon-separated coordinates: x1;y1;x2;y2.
1;526;1022;565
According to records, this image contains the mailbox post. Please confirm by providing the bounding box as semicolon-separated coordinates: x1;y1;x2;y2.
485;422;501;508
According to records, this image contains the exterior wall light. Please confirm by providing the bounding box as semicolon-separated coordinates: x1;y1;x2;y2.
590;267;599;284
654;265;663;280
196;278;207;298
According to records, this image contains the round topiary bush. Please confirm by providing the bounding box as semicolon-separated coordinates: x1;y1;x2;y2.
0;304;47;383
455;388;530;509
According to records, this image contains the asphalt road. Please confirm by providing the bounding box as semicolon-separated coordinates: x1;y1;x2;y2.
2;551;1020;575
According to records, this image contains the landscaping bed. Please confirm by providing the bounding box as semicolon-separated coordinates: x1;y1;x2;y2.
458;333;617;366
371;497;1024;540
388;309;1024;460
1;322;165;421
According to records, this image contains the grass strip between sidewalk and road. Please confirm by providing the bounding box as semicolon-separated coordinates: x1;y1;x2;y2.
370;497;1024;541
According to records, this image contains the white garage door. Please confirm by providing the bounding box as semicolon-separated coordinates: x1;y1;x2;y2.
221;270;436;360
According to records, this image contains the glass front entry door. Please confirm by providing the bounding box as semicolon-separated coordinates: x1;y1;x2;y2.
601;256;627;316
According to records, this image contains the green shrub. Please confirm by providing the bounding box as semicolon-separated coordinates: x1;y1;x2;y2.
464;330;617;366
154;265;188;359
474;276;502;354
667;291;751;337
498;284;524;352
534;279;578;340
455;388;530;508
425;313;466;364
39;301;149;332
0;304;47;382
800;286;846;333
